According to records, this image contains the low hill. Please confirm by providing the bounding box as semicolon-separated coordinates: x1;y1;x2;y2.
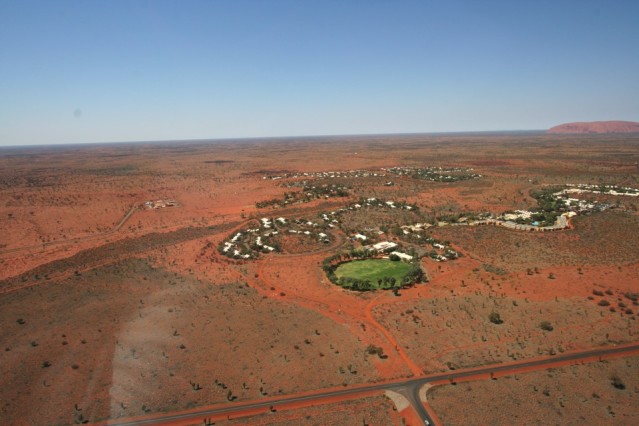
547;120;639;134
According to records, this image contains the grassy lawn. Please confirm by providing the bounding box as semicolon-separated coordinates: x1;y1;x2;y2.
335;259;412;289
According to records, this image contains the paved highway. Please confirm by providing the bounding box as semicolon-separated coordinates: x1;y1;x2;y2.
105;342;639;426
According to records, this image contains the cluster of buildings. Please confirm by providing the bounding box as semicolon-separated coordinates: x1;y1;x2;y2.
383;166;482;182
256;182;351;208
479;215;572;232
359;197;415;210
285;216;330;244
144;199;178;209
318;198;418;232
553;184;638;212
350;224;460;263
401;223;432;233
262;165;483;185
488;183;638;232
502;210;532;221
263;165;484;183
559;183;639;197
358;240;415;262
219;215;332;259
263;169;387;180
221;232;252;259
221;174;639;267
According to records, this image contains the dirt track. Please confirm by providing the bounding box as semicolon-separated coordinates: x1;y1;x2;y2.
0;220;241;294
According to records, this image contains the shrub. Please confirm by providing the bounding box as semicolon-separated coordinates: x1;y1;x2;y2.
624;292;638;302
540;321;554;331
366;344;388;359
611;375;626;390
482;264;507;275
598;300;610;307
489;312;503;325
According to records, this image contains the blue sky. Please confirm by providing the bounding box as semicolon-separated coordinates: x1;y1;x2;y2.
1;0;638;145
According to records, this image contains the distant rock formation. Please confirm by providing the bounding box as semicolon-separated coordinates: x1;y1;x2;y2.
547;120;639;134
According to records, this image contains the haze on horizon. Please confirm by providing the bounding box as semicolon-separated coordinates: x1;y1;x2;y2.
1;0;638;147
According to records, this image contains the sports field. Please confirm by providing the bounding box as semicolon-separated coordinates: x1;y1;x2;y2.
334;259;411;288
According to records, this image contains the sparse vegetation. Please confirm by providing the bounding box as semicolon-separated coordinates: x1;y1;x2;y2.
2;133;639;426
624;292;638;302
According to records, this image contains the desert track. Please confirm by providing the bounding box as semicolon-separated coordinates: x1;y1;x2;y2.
0;220;243;294
0;205;140;256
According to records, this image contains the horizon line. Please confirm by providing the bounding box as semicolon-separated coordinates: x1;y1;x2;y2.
0;129;549;149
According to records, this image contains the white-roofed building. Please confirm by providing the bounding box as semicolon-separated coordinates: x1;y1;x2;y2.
390;251;413;261
372;241;398;252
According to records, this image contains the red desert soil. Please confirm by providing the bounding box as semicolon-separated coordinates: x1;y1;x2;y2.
548;120;639;134
204;395;401;426
1;133;638;425
373;284;638;374
427;355;639;425
0;259;382;425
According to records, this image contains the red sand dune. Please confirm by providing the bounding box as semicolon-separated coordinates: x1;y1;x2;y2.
548;120;639;134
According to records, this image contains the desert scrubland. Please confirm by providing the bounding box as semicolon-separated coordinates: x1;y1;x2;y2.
1;133;638;425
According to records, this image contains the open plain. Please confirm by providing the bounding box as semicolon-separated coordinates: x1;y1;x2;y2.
1;132;639;425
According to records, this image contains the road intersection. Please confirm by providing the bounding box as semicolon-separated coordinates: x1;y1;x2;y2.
104;342;639;426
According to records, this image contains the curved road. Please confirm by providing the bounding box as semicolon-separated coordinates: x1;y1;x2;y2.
103;342;639;426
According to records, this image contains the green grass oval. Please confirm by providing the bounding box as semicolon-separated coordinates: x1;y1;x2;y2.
334;259;412;287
